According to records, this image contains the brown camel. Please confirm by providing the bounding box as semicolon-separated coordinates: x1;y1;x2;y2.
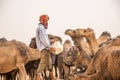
66;28;111;57
65;29;92;57
75;28;99;56
61;42;91;79
0;38;41;80
64;29;92;74
82;37;120;80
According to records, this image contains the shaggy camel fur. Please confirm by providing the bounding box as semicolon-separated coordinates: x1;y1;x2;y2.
0;38;41;80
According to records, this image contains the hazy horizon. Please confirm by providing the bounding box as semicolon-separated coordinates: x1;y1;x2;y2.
0;0;120;45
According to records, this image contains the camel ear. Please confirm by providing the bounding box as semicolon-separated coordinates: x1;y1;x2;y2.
65;29;72;35
77;52;80;56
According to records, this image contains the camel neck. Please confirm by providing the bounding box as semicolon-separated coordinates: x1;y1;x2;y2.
87;36;99;55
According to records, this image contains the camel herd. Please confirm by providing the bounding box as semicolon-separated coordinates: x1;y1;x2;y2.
0;27;120;80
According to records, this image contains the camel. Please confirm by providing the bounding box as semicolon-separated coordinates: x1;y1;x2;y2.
65;29;92;57
61;46;81;79
81;37;120;80
0;38;41;80
64;29;92;74
66;29;111;57
60;43;91;79
75;28;99;56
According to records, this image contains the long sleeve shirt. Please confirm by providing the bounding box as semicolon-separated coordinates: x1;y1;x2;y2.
36;23;51;51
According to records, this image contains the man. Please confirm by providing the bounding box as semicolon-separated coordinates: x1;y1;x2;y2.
36;14;57;80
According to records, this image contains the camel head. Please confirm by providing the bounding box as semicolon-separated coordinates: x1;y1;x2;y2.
63;46;80;65
65;29;83;45
75;28;94;38
63;39;72;51
65;29;76;37
29;37;37;49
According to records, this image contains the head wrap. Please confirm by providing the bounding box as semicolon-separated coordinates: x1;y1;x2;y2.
39;14;49;29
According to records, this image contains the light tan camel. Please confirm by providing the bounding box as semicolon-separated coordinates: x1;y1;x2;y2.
0;39;41;80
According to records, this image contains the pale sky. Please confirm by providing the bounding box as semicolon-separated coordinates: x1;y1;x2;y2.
0;0;120;45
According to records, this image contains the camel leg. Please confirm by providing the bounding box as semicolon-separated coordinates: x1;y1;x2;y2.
33;69;37;80
17;64;28;80
62;63;70;79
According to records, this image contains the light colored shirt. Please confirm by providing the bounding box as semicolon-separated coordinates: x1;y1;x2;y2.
36;23;51;51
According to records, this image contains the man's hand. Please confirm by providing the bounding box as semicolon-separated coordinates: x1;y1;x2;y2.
50;47;56;52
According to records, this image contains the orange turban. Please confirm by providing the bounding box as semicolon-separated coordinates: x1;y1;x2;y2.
39;14;49;22
39;14;49;29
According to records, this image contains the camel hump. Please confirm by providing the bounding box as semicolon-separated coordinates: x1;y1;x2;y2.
0;37;7;42
11;40;29;57
17;45;28;57
0;37;7;43
101;31;111;37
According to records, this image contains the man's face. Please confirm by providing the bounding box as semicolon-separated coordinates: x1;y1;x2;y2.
39;16;49;24
39;16;49;29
